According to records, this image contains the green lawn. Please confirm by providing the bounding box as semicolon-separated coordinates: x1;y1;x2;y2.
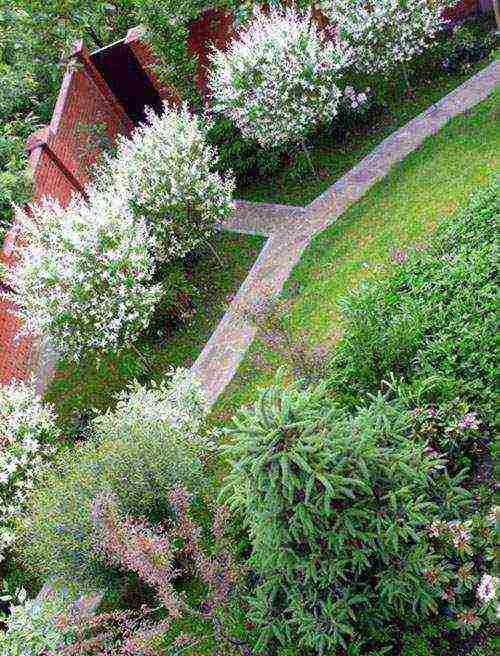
237;37;497;206
44;231;263;429
211;86;499;426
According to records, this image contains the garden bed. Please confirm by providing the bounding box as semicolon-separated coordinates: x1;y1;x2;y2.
1;9;498;654
43;230;264;430
235;15;497;206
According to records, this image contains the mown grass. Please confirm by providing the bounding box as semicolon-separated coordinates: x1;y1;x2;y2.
44;231;263;429
237;32;498;206
211;86;500;427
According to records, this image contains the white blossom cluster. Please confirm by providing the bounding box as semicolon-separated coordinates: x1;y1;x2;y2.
6;104;234;360
321;0;451;77
208;6;362;148
476;574;497;604
0;381;60;562
92;367;209;448
97;103;235;263
7;189;162;361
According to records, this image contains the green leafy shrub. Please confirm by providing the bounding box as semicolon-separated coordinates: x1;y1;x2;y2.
0;589;76;656
326;179;497;414
204;113;286;182
406;399;491;477
18;371;211;592
221;378;480;653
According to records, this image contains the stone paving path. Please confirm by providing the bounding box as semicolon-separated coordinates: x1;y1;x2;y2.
220;200;307;236
193;59;499;408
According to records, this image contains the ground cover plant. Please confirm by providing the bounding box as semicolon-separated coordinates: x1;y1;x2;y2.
213;85;499;420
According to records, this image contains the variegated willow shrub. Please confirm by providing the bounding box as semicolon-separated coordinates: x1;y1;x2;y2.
320;0;460;91
5;104;234;362
18;369;214;593
221;378;496;653
0;380;61;563
5;189;161;363
96;103;235;265
208;6;369;152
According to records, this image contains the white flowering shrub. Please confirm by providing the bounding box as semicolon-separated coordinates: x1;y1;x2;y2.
321;0;455;81
92;367;209;448
0;381;60;562
208;6;362;149
98;103;235;263
7;189;162;361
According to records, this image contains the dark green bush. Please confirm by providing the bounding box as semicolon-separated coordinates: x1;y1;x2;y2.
221;379;479;653
426;16;496;76
325;179;498;414
204;113;286;181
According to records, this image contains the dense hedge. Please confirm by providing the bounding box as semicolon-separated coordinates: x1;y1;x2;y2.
18;373;210;593
325;178;498;415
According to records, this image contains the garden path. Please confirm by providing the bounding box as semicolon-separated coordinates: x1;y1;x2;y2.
194;59;500;407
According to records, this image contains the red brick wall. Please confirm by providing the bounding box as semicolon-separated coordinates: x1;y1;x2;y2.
187;9;235;97
0;41;134;387
438;0;494;22
0;221;34;385
28;42;133;205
